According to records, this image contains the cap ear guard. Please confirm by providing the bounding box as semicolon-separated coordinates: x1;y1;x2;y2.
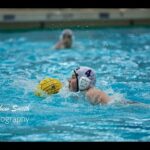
79;76;91;91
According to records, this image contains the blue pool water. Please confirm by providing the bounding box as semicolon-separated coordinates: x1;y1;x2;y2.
0;27;150;141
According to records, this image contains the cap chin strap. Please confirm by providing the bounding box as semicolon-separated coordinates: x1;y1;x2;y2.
74;70;79;92
79;77;91;91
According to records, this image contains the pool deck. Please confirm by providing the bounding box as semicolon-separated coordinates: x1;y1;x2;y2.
0;9;150;30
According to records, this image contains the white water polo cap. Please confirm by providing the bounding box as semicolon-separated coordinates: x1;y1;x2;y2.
60;29;73;40
74;66;96;91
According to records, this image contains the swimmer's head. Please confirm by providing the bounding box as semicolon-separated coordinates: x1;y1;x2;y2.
68;66;96;92
60;29;73;48
35;78;62;97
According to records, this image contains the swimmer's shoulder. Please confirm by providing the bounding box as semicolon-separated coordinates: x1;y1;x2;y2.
54;41;64;49
86;88;111;104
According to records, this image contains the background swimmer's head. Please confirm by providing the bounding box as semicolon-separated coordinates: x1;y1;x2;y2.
68;66;96;92
60;29;73;48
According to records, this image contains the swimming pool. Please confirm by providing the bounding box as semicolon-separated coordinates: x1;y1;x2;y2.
0;27;150;141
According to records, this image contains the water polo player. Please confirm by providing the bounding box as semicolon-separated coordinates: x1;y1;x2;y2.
55;29;73;49
68;66;111;105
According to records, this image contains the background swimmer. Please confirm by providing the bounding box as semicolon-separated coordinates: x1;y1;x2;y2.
68;66;138;105
55;29;73;49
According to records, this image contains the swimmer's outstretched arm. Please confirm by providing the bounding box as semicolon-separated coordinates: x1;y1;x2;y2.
120;99;150;109
122;99;139;104
117;97;140;105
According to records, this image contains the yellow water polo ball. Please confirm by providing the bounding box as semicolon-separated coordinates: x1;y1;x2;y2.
35;77;62;97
